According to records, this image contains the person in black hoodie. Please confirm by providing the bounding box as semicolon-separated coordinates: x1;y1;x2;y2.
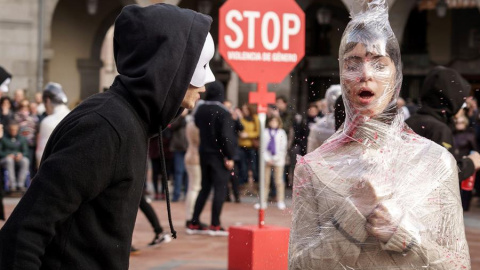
406;66;480;182
0;4;215;270
187;81;236;236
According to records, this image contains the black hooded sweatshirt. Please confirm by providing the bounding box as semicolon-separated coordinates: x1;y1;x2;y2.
0;4;211;270
406;66;474;181
195;81;235;159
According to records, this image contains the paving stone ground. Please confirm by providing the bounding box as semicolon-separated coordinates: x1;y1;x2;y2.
2;194;480;270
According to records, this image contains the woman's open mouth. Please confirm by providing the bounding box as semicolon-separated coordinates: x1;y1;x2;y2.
357;88;375;104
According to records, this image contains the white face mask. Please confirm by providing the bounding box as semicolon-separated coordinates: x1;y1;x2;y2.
190;32;215;87
0;78;11;93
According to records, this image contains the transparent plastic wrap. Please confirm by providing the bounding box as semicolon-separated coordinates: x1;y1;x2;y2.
307;85;342;153
288;0;471;269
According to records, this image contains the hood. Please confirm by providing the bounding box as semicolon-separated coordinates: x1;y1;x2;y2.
418;66;470;123
205;81;225;102
325;85;342;113
112;4;212;133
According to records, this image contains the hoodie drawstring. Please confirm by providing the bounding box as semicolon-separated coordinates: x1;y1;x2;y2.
158;126;177;239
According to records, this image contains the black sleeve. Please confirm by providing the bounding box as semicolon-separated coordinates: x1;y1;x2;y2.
0;114;119;270
235;119;244;133
218;111;236;160
457;157;475;182
429;126;475;182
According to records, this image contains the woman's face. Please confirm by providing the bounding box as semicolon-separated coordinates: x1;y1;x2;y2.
341;43;396;117
242;105;250;116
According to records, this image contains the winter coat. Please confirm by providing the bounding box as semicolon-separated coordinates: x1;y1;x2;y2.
238;115;260;149
0;4;212;270
406;66;475;181
195;81;235;159
262;128;287;167
0;133;28;158
169;115;188;152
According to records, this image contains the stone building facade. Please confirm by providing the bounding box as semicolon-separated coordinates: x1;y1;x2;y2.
0;0;479;111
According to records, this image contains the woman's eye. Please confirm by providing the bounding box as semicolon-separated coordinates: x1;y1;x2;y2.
372;62;386;70
345;63;360;71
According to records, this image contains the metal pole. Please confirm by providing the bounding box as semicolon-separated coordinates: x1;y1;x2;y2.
258;111;266;228
37;0;45;92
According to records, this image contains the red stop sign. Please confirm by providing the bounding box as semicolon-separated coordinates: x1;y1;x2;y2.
219;0;305;84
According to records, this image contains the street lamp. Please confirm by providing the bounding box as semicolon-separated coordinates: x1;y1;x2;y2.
436;0;448;18
198;0;212;15
316;8;332;25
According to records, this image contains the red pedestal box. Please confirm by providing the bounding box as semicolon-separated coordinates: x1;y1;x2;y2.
228;225;290;270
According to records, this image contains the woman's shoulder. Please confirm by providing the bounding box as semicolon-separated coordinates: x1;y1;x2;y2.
401;129;456;169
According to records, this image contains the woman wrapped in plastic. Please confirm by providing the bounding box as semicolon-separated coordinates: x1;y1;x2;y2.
288;1;470;269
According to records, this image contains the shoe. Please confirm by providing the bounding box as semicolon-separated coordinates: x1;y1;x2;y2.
253;203;267;210
277;201;286;210
235;197;241;203
208;225;229;236
225;196;231;202
186;222;209;235
130;246;140;255
148;232;172;246
186;220;208;228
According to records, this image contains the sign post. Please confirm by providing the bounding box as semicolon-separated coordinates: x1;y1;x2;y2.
220;0;305;269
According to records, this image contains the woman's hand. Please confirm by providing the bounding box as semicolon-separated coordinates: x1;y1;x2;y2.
349;180;378;217
366;204;398;243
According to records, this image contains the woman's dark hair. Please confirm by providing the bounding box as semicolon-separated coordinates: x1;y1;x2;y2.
342;22;401;72
0;96;12;107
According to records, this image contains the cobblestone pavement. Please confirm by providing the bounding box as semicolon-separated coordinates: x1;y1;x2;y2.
2;195;480;269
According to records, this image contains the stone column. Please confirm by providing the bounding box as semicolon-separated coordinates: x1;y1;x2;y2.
77;58;103;101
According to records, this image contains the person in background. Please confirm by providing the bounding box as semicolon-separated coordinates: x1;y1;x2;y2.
149;137;165;201
12;89;25;111
184;105;203;227
406;66;480;183
307;84;342;153
255;116;287;210
223;100;243;203
0;97;13;128
14;99;38;177
0;120;29;192
238;103;260;194
0;66;12;97
275;96;295;185
131;193;172;254
188;81;235;236
35;82;70;169
34;92;46;116
170;109;189;202
453;114;477;211
397;97;410;120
